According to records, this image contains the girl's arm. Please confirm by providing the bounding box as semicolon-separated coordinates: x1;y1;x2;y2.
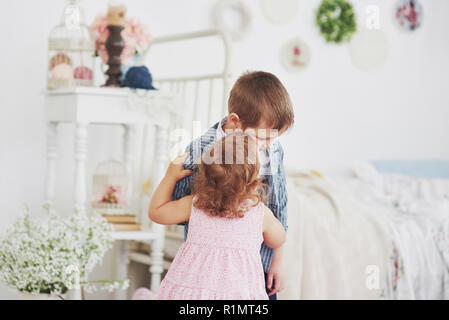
148;153;194;225
262;205;286;248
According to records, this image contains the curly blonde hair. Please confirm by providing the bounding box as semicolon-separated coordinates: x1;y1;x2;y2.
193;132;265;218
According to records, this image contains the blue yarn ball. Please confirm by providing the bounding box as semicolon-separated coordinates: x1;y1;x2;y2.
123;66;156;90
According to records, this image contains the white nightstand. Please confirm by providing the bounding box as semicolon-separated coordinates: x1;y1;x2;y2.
44;86;180;299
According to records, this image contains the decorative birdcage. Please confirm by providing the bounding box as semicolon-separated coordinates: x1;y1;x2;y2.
92;160;129;216
47;0;95;89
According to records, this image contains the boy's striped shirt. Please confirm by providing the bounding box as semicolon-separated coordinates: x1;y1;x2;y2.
171;118;288;273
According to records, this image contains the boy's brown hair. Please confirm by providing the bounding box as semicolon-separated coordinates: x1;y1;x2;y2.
193;133;265;218
228;71;294;131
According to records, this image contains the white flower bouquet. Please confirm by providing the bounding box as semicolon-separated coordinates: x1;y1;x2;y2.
0;204;128;297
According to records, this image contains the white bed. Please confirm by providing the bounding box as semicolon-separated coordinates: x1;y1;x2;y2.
281;160;449;299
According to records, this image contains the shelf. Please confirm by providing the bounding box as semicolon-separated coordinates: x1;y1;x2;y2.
165;230;184;240
44;86;179;124
44;86;176;97
129;251;172;270
110;230;159;241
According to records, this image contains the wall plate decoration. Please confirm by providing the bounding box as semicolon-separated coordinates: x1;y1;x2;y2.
260;0;299;26
212;0;251;41
349;27;389;72
280;37;311;73
395;0;423;31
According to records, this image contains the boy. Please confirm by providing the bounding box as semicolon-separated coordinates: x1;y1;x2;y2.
172;71;294;300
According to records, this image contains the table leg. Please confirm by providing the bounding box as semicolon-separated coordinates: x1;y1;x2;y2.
115;240;130;300
149;123;169;292
149;233;164;293
123;124;136;214
70;122;88;300
45;122;58;205
74;122;88;215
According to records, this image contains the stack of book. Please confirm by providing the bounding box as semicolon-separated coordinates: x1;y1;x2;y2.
102;214;141;231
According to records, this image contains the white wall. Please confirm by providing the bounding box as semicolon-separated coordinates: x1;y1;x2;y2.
0;0;448;299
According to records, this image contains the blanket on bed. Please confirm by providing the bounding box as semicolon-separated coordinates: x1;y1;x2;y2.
332;162;449;299
279;171;392;300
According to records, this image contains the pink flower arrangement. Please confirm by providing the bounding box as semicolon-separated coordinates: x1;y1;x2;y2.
89;14;151;65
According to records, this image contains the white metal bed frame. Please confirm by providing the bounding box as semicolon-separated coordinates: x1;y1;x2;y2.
139;29;233;122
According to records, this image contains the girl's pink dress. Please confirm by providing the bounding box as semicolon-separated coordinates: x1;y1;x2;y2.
156;198;268;300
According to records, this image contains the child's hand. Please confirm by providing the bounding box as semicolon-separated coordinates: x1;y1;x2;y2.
267;260;285;297
165;152;193;182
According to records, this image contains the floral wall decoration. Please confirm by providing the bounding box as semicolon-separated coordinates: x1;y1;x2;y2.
316;0;357;43
280;37;311;73
395;0;423;31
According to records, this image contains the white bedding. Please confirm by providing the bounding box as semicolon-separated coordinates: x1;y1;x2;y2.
279;170;392;299
327;162;449;299
280;163;449;300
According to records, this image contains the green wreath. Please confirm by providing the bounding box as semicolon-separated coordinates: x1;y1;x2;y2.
316;0;357;43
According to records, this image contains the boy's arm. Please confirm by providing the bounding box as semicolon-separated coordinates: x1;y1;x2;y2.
267;246;285;296
277;142;288;232
172;174;193;227
172;142;196;199
267;142;288;296
171;142;199;225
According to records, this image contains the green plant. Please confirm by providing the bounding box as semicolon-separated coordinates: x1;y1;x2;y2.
316;0;357;43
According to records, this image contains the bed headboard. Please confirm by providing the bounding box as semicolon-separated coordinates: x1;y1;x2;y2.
139;29;233;132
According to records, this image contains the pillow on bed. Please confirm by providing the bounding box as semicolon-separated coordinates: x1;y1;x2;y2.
339;161;449;218
370;159;449;179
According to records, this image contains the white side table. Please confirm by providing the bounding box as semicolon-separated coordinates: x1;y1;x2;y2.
44;87;178;300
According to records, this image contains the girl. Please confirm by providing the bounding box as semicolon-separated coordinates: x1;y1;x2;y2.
148;133;285;300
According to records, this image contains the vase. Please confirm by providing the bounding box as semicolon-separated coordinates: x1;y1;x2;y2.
104;25;125;87
18;291;65;300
